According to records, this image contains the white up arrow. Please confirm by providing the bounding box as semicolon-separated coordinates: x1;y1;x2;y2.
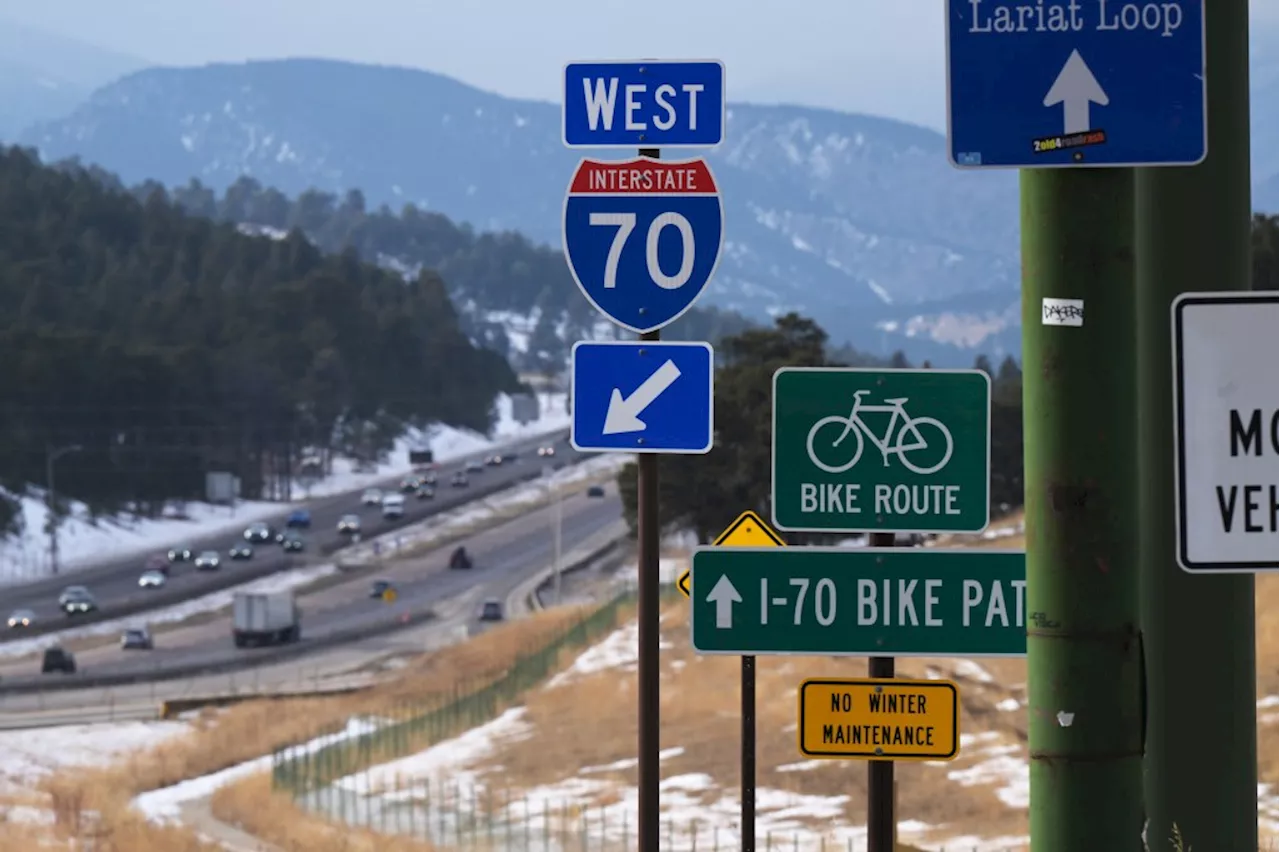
706;574;742;629
602;359;682;435
1043;49;1109;135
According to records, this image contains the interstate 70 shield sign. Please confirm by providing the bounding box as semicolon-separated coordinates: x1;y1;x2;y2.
562;158;724;334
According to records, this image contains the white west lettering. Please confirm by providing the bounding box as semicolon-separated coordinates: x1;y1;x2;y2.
582;78;619;130
652;85;677;131
624;84;645;131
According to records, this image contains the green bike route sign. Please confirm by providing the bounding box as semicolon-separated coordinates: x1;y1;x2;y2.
689;547;1026;657
771;367;991;534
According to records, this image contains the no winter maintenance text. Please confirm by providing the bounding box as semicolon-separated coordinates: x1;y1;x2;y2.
965;0;1185;37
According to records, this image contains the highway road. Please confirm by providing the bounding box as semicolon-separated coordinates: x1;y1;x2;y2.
0;429;579;630
0;482;625;690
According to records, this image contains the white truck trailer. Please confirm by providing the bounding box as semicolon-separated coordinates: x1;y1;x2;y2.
232;590;301;648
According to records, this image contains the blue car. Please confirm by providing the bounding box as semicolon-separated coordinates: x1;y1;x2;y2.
286;509;311;529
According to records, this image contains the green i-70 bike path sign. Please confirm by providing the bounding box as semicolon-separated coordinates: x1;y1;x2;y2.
690;546;1026;657
771;367;991;534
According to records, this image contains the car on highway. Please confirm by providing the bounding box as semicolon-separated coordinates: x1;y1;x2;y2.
121;627;153;650
451;471;469;488
229;542;254;560
416;484;435;500
486;454;503;466
420;470;438;486
6;608;35;629
138;569;167;589
399;475;420;493
369;579;396;599
465;460;484;474
145;554;171;576
41;646;76;675
587;485;606;498
194;550;221;571
337;514;361;536
167;546;193;563
244;522;274;543
381;492;406;520
361;488;383;507
479;599;504;622
280;534;305;553
286;509;312;529
61;588;98;616
449;546;473;570
57;585;93;608
537;445;556;457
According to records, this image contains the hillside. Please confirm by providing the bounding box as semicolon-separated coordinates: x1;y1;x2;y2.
16;58;1026;367
0;146;518;531
0;18;144;140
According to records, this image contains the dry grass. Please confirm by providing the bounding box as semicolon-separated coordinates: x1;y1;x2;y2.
7;604;596;851
213;772;439;852
479;600;1033;845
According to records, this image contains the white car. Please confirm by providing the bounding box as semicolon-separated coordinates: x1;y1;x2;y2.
381;493;406;519
337;514;362;535
537;445;556;457
361;488;384;507
138;570;167;589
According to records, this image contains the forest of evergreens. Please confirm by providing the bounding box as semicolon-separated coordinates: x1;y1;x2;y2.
0;147;519;533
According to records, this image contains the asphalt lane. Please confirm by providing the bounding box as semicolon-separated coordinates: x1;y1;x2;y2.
0;485;623;683
1;430;575;625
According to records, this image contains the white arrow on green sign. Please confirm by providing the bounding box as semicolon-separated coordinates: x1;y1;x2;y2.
689;546;1026;657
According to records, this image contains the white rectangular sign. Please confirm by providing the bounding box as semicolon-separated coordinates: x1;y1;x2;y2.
1172;291;1279;573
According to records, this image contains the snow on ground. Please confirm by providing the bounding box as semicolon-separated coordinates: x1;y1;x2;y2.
132;715;385;824
321;709;995;851
0;719;192;797
543;614;673;690
0;393;569;586
0;453;628;657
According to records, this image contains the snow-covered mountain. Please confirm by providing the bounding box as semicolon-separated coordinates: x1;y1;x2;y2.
16;54;1278;364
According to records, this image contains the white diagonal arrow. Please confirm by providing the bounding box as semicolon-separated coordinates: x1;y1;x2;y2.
602;359;681;435
706;574;742;629
1043;49;1109;135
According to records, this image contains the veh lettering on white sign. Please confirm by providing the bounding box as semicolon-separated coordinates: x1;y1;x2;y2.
1172;291;1279;573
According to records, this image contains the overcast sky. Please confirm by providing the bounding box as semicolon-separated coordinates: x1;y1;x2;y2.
7;0;1277;132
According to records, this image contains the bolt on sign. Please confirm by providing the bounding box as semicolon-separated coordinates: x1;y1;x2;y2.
771;367;991;535
690;546;1027;657
797;678;960;761
678;510;784;599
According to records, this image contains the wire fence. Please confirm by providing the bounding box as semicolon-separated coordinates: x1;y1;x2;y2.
294;774;1023;851
271;585;646;793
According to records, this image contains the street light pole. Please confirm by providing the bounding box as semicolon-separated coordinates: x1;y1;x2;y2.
46;443;83;577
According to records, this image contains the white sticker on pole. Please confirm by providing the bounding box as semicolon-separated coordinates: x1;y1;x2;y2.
1042;298;1084;327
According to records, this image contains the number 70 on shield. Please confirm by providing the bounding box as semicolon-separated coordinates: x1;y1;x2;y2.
561;157;725;335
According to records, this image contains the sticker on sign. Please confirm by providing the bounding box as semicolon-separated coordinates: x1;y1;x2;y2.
1172;291;1279;573
797;678;960;761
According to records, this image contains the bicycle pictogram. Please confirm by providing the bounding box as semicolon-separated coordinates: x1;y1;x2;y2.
805;390;955;475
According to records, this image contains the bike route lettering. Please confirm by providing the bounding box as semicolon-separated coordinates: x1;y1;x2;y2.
771;367;992;534
798;678;959;761
690;547;1027;656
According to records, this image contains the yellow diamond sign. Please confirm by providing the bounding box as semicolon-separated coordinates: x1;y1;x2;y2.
678;510;785;598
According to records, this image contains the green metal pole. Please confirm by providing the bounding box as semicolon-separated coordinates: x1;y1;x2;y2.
1021;167;1145;850
1135;0;1258;846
